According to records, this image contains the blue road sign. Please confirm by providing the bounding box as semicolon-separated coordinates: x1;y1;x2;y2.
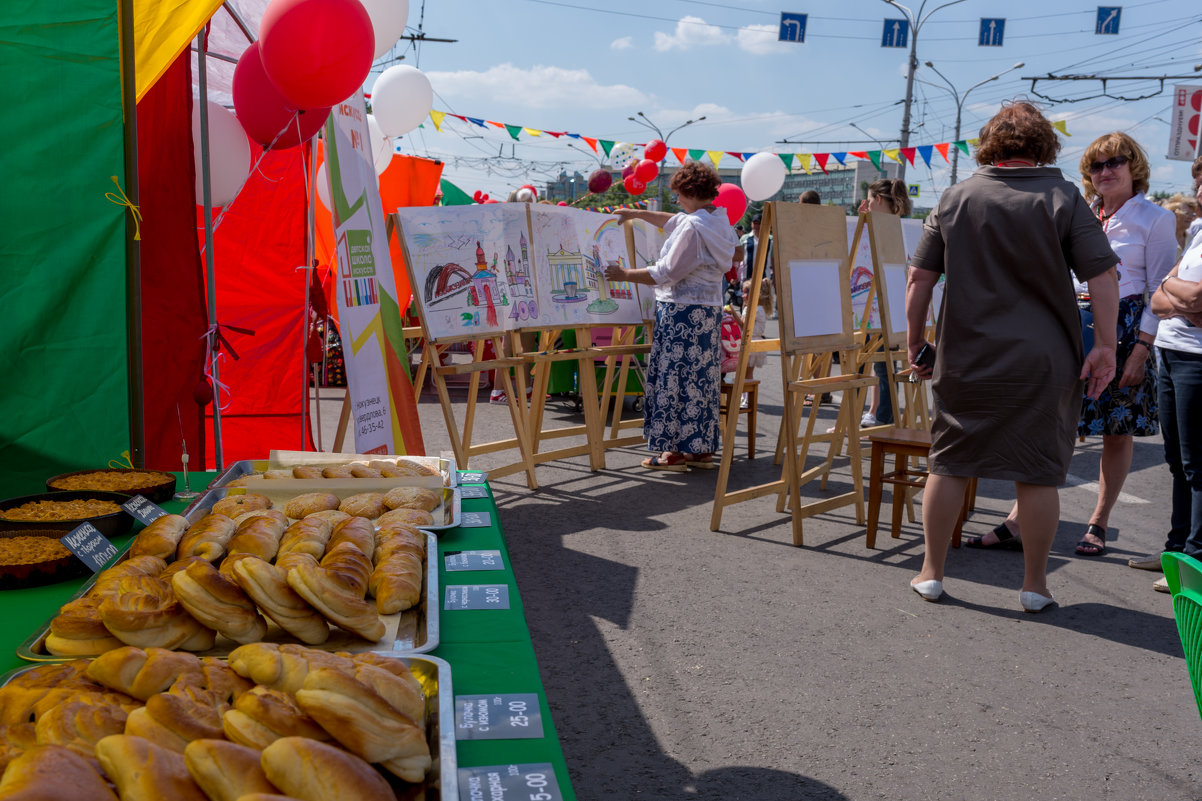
979;18;1005;46
881;18;909;48
908;184;920;198
779;12;807;43
1096;6;1121;34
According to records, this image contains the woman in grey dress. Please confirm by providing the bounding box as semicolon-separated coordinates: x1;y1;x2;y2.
904;100;1120;612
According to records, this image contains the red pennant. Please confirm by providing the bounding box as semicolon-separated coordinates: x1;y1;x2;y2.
545;131;564;138
900;147;916;166
848;151;868;159
450;114;467;121
813;153;829;174
726;151;745;161
486;120;504;128
935;142;950;161
582;137;598;152
671;147;688;163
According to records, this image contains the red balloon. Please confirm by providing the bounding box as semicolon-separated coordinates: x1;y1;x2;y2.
714;183;748;227
557;201;568;206
644;138;668;162
472;190;483;202
481;194;490;202
624;175;646;195
587;169;612;194
260;0;376;108
633;158;658;183
621;163;635;180
234;42;329;148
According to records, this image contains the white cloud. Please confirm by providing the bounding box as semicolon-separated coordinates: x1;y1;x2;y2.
611;36;634;51
424;63;648;110
736;24;793;55
653;16;730;51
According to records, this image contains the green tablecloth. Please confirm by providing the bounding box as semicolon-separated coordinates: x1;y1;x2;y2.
0;472;575;801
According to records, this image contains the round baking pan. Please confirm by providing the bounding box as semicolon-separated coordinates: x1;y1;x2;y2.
0;491;134;537
46;468;176;504
0;529;90;590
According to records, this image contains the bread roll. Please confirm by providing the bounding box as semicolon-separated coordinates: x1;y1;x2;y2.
97;576;216;652
382;459;439;478
160;556;208;583
0;744;118;801
287;556;386;641
168;658;253;706
225;644;353;695
327;517;375;558
294;668;430;781
94;734;209;801
45;597;124;657
88;556;168;600
319;542;373;597
227;514;287;561
284;493;340;519
0;722;37;775
376;507;435;529
348;464;382;478
86;646;203;700
350;662;425;727
368;551;423;614
177;513;237;562
129;514;189;560
259;737;395;801
211;493;272;519
337;493;386;520
262;469;292;480
319;465;354;479
33;696;128;757
183;739;278;801
123;691;225;753
303;509;351;527
229;557;330;645
217;551;257;582
221;686;330;750
291;465;323;479
373;526;425;564
382;486;441;512
172;559;269;644
276;518;333;560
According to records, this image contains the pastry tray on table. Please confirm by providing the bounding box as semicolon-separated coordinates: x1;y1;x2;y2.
0;652;458;800
17;489;441;662
211;452;459;490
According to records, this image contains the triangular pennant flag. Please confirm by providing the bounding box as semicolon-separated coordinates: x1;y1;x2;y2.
742;152;755;161
900;147;916;166
884;148;901;164
486;120;505;129
450;113;467;121
429;110;446;131
868;151;882;170
1052;120;1071;136
504;124;522;141
831;152;847;166
688;149;705;162
671;147;688;163
917;144;933;167
707;150;724;167
599;140;615;157
727;151;745;161
795;154;811;174
954;140;970;156
582;137;598;152
778;153;794;171
566;133;581;140
814;153;830;174
935;142;950;161
546;131;564;138
849;151;868;160
466;117;486;127
967;138;979;147
523;128;542;137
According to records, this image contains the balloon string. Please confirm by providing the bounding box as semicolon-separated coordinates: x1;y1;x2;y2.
105;176;143;240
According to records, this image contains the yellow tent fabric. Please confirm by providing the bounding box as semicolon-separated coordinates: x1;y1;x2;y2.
133;0;225;101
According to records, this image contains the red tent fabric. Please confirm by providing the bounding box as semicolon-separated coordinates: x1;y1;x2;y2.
137;53;209;470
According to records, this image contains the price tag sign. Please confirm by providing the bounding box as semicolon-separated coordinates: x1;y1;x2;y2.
458;484;489;499
457;470;488;484
458;511;491;528
458;764;561;801
61;523;119;572
121;495;168;526
444;584;510;610
454;693;544;740
444;550;506;572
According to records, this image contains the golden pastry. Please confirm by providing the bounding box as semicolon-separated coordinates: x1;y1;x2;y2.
183;739;279;801
128;514;189;560
283;492;340;520
369;551;423;614
337;492;386;519
172;560;269;644
376;507;435;528
97;576;216;652
276;517;333;561
287;552;385;641
259;736;395;801
227;513;288;561
0;744;118;801
291;465;324;479
382;486;441;512
229;557;330;646
44;597;123;657
177;514;237;562
220;686;330;750
94;734;209;801
327;517;375;559
210;493;272;519
85;646;203;700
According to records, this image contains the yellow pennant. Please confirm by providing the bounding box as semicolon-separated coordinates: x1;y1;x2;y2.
884;149;902;163
707;150;724;168
1052;120;1072;136
523;128;542;137
967;138;980;146
429;110;446;131
796;153;811;174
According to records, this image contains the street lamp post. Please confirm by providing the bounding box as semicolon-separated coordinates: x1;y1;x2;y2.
627;111;706;209
921;60;1024;184
880;0;967;181
849;122;898;200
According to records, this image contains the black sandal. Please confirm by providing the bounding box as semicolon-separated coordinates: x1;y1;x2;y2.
965;522;1023;551
1075;523;1107;556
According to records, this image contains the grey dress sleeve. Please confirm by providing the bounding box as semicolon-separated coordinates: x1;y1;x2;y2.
910;205;945;275
1065;193;1119;283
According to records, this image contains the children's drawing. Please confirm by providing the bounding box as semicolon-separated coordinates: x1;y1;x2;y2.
847;217;880;330
628;218;666;320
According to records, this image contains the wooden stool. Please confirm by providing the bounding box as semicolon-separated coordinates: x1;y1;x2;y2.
719;379;759;459
865;426;977;549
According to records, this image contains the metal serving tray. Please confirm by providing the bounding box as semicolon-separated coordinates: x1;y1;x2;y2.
210;455;459;491
0;652;457;800
17;492;439;662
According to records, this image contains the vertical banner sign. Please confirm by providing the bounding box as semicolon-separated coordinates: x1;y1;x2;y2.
325;92;425;456
1168;85;1202;161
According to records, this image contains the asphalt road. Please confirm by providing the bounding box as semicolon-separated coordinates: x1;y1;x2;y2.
314;327;1197;801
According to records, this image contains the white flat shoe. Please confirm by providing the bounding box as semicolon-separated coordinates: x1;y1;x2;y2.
911;579;943;602
1020;591;1056;613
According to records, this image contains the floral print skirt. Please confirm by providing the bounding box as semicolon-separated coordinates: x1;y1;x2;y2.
644;302;722;454
1078;295;1158;437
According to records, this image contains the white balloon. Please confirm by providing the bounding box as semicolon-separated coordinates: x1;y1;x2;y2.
371;65;433;137
360;0;410;60
740;151;787;201
610;142;635;170
367;114;393;174
315;162;331;211
192;100;251;206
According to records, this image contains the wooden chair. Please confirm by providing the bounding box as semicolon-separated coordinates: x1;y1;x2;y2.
865;426;977;549
719;379;759;459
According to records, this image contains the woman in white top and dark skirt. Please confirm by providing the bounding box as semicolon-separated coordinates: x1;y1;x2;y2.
606;162;738;471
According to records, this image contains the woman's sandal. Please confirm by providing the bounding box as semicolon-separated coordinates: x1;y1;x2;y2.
965;522;1023;551
641;453;689;472
1074;523;1107;556
683;453;717;470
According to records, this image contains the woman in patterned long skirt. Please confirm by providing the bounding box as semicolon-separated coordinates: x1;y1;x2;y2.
606;162;738;471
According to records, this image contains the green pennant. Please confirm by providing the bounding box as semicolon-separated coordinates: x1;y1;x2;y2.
505;124;522;141
868;150;882;171
599;140;615;157
688;149;705;162
954;140;970;156
778;153;794;171
439;179;475;206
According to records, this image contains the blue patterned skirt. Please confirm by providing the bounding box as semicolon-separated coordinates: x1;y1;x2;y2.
1079;295;1158;437
644;302;722;454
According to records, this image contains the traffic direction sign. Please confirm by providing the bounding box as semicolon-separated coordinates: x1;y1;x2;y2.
779;12;807;43
882;18;909;48
979;18;1005;46
1096;6;1121;34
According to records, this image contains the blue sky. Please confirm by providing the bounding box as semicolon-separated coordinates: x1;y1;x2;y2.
376;0;1201;206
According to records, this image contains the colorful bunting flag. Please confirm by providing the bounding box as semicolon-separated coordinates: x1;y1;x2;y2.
466;117;485;127
707;150;724;168
727;152;745;162
831;152;847;166
868;151;882;170
504;124;522;141
742;152;755;161
1052;120;1072;136
599;140;615;157
900;147;916;166
935;142;950;161
954;141;970;156
778;153;794;171
671;147;688;164
917;144;933;167
796;154;811;174
523;128;542;137
582;137;598;152
814;153;830;174
884;148;901;164
688;149;705;162
429;110;446;131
